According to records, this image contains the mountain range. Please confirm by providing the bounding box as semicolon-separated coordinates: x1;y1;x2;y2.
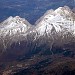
0;6;75;75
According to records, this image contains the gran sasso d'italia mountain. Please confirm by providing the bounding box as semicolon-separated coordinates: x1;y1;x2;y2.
1;6;75;75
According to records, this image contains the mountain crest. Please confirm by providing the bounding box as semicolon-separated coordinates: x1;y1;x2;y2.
0;16;32;37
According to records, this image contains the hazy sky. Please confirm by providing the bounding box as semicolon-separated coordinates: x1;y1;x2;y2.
0;0;74;24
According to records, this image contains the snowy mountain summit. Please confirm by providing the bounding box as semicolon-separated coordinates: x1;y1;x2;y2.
0;16;31;37
35;6;75;36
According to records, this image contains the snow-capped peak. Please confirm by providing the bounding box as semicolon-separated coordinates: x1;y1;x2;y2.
54;6;70;15
0;16;31;37
54;6;75;19
35;6;75;36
